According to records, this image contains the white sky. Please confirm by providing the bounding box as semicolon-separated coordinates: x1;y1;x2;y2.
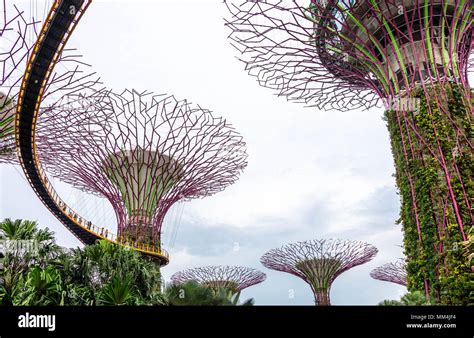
0;0;430;304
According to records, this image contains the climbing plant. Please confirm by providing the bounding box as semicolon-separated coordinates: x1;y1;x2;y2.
384;84;472;305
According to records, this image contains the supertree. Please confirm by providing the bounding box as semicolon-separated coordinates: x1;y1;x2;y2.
261;239;378;305
38;89;247;265
225;0;473;304
0;0;100;163
370;258;408;286
170;266;266;294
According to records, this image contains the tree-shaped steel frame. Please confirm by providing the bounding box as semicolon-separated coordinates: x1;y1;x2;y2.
261;239;378;305
38;89;248;250
370;258;408;286
171;266;266;294
225;0;473;303
225;0;472;110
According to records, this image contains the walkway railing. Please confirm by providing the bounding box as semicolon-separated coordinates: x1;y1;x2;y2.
14;0;169;264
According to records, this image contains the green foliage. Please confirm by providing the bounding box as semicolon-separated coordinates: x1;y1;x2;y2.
0;218;165;306
215;288;255;306
400;291;433;305
385;84;472;305
14;267;63;306
97;276;136;306
0;219;257;306
164;281;222;306
460;231;474;305
379;291;435;306
164;281;254;306
0;219;60;305
378;299;402;306
56;240;164;306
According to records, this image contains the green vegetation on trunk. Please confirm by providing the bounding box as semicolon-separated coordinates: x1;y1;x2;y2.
384;84;473;305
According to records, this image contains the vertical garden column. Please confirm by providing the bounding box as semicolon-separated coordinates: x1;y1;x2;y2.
385;84;472;304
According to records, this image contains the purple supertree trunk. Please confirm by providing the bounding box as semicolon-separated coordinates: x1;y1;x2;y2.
38;89;248;251
225;0;473;304
370;258;408;286
171;266;266;294
261;239;378;305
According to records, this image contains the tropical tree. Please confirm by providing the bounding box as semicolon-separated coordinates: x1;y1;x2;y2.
400;291;433;305
214;288;254;306
57;240;164;305
13;266;63;306
0;219;166;306
379;291;435;306
164;281;255;306
0;218;61;305
165;281;222;306
0;218;258;306
0;218;60;269
97;276;136;306
378;299;402;306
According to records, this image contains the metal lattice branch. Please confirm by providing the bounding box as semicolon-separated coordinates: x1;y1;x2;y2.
225;0;473;110
37;89;248;248
0;0;101;163
171;266;266;293
225;0;381;111
370;258;407;286
261;239;378;305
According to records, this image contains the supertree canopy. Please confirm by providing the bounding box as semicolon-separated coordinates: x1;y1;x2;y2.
38;89;247;263
261;239;377;305
226;0;473;304
170;266;266;294
370;258;408;286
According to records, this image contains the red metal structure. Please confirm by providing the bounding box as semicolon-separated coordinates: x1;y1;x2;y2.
370;258;408;286
171;266;266;294
261;239;378;305
38;89;247;265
